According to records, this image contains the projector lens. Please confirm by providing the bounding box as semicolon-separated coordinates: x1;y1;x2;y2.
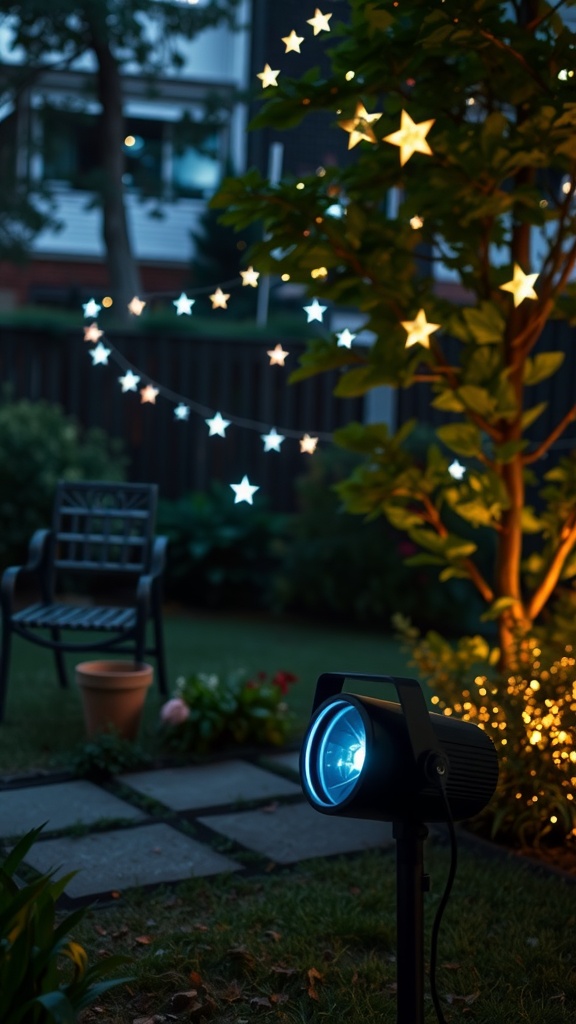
303;699;367;807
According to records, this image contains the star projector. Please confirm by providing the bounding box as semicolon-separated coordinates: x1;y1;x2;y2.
301;672;498;823
299;672;499;1024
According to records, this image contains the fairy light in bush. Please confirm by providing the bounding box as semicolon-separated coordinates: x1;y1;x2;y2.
337;328;356;348
448;459;466;479
338;102;382;149
401;309;441;348
499;264;539;306
306;8;332;34
257;64;280;88
383;110;435;165
282;29;304;52
303;298;327;322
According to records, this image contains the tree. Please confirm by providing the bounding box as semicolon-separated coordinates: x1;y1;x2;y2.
215;0;576;670
0;0;240;308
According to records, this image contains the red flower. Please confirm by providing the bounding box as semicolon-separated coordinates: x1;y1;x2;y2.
272;671;298;695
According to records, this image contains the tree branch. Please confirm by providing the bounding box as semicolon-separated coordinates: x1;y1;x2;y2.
527;515;576;621
523;403;576;464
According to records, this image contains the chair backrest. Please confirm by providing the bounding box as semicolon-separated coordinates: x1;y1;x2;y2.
52;481;158;575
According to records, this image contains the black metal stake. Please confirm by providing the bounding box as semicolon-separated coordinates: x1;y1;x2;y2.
393;820;429;1024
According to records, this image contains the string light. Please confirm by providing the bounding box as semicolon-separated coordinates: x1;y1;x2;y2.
118;370;140;392
282;30;304;53
209;287;230;309
306;8;332;34
267;343;289;366
240;266;260;287
230;475;259;504
336;328;356;348
174;403;190;421
401;308;441;348
83;298;101;318
205;412;231;437
173;292;195;315
499;264;539;306
383;110;435;165
257;63;280;88
338;102;382;149
90;342;111;365
140;384;159;404
84;324;103;343
303;298;327;322
261;428;285;452
300;433;319;454
128;296;146;316
448;459;466;479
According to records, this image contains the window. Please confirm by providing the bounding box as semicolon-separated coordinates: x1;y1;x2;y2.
171;122;221;197
42;108;100;187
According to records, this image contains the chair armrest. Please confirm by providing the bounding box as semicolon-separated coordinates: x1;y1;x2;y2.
135;536;168;616
1;529;52;612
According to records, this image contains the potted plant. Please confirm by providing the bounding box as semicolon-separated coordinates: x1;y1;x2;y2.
75;660;154;741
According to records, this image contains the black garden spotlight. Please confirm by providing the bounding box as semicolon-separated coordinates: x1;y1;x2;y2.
300;672;499;1024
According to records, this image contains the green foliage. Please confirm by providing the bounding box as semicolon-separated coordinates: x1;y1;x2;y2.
157;484;287;610
398;620;576;850
159;668;298;755
70;730;152;782
214;0;576;662
275;449;484;633
0;396;126;569
0;828;132;1023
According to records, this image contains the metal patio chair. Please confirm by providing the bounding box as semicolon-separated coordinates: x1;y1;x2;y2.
0;480;168;722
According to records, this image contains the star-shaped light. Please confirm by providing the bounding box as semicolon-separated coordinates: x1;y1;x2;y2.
174;403;190;421
240;266;260;288
261;428;285;452
448;459;466;480
338;103;382;149
209;287;230;309
303;298;327;323
257;63;280;88
282;29;304;52
267;343;289;366
383;110;435;166
118;370;140;392
401;309;441;349
206;411;231;437
89;342;111;365
307;8;332;34
300;434;319;454
140;385;159;404
128;296;146;316
83;323;103;343
499;263;539;307
336;328;356;348
82;298;101;319
230;475;259;505
173;292;195;315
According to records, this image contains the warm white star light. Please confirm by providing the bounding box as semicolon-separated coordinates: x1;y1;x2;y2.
499;263;539;307
448;459;466;480
267;344;289;366
83;323;103;343
300;434;319;454
240;266;260;288
338;103;382;149
231;475;259;505
206;411;231;437
128;296;146;316
261;428;285;452
336;328;356;348
82;298;101;319
174;404;190;421
401;309;441;348
383;110;435;166
209;287;230;310
140;385;159;404
89;342;111;365
307;8;332;34
303;298;327;323
118;370;140;392
257;63;280;88
282;29;304;52
173;292;195;315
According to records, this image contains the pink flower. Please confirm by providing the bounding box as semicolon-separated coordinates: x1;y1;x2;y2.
160;697;190;726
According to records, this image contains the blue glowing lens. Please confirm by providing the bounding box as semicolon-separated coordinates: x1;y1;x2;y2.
303;700;366;807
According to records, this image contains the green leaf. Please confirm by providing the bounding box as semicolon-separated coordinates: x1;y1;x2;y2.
439;566;471;581
431;389;466;413
521;506;544;533
521;401;548;430
480;596;516;621
384;506;424;531
436;423;483;457
492;439;529;462
523;352;565;386
456;385;496;417
460;302;505;345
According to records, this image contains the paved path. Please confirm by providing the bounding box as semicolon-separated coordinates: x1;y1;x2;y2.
0;751;393;904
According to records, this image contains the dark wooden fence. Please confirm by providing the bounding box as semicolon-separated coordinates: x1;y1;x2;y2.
0;324;364;510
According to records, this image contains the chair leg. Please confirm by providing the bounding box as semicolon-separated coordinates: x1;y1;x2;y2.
0;624;12;723
51;629;69;688
153;605;168;696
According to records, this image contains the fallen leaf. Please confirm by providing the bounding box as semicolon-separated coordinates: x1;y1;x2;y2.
271;966;297;977
307;966;323;1000
265;930;282;942
93;924;107;936
135;936;153;946
170;990;198;1012
220;979;243;1003
445;991;480;1006
250;996;272;1008
442;962;462;970
270;993;289;1005
189;970;204;988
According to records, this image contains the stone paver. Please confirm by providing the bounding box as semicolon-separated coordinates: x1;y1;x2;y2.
199;802;393;864
0;780;147;837
119;761;301;811
23;823;241;899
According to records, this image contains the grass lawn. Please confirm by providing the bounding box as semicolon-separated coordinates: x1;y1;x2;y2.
0;608;412;774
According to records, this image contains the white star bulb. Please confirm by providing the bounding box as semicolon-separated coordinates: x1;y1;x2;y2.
303;298;327;323
128;296;146;316
267;344;289;366
230;475;259;504
206;412;231;437
448;460;466;480
261;428;285;452
118;370;140;392
82;298;101;319
89;342;111;365
336;328;356;348
240;266;260;288
174;404;190;421
300;434;319;454
83;323;103;343
499;264;539;306
173;292;195;315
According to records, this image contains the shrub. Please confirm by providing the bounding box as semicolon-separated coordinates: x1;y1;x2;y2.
0;827;131;1023
157;483;287;609
397;618;576;851
0;395;127;569
159;668;298;755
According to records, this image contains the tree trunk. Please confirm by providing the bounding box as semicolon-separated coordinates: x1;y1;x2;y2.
90;31;142;317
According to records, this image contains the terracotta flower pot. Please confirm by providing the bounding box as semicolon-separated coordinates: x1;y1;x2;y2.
75;660;154;741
